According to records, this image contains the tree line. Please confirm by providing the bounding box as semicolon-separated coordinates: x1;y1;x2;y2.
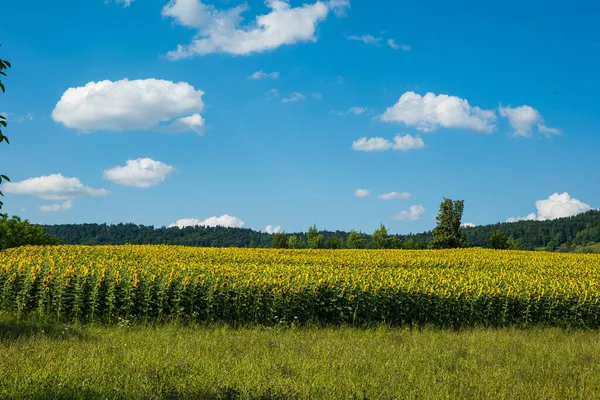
0;198;598;252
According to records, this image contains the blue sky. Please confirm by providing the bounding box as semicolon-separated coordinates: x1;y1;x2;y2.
0;0;598;234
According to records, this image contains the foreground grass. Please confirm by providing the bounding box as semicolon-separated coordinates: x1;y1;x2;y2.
1;315;599;399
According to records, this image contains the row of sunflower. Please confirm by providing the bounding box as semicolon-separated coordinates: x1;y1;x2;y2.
0;245;599;327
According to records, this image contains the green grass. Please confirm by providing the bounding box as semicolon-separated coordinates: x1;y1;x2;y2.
1;314;599;399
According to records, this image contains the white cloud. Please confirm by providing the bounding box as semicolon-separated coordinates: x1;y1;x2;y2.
52;78;205;133
354;189;370;198
351;134;425;152
312;92;322;100
347;34;382;45
537;124;561;136
498;105;560;138
392;205;425;221
506;213;537;223
3;174;110;200
381;91;497;133
162;0;349;58
103;158;175;188
265;224;281;234
352;137;391;152
20;207;25;212
348;106;367;115
40;200;73;213
506;192;592;223
387;39;410;51
282;92;306;103
267;88;280;98
166;113;206;134
116;0;133;6
250;70;280;80
498;105;540;137
461;222;476;228
169;214;245;229
378;191;411;200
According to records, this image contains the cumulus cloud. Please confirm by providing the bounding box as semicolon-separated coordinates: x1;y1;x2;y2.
282;92;306;103
169;214;245;229
498;105;560;137
40;200;73;212
52;78;205;133
3;174;109;200
346;34;382;45
162;0;349;58
461;222;476;228
265;224;281;234
351;134;425;152
506;192;592;222
392;205;425;221
103;158;175;188
378;191;411;200
164;113;206;134
381;91;497;133
250;70;280;80
354;189;370;198
506;213;538;223
387;39;410;51
116;0;133;6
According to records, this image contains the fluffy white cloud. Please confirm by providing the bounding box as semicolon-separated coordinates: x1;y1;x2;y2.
40;200;73;213
103;158;175;188
347;34;382;45
282;92;305;103
498;105;560;137
506;213;537;223
378;191;411;200
351;134;425;152
354;189;370;198
116;0;134;6
162;0;349;58
265;224;281;234
387;39;410;51
169;214;245;229
250;70;280;80
381;91;497;133
52;78;205;133
165;113;206;134
506;192;592;222
498;105;539;137
461;222;476;228
392;205;425;221
3;174;109;200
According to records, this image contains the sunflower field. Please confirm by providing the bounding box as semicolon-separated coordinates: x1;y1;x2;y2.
1;245;599;327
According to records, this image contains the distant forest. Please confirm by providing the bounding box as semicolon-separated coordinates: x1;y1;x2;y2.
42;210;600;251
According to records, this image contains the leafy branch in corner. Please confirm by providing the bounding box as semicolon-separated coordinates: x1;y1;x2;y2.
0;44;11;209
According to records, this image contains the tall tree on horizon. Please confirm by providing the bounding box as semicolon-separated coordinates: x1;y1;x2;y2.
430;198;468;249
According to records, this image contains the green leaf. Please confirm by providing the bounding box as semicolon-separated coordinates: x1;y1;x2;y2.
0;82;4;93
1;175;9;182
4;61;11;68
0;71;5;77
0;120;6;127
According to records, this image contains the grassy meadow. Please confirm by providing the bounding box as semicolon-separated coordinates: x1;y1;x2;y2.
1;314;600;399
